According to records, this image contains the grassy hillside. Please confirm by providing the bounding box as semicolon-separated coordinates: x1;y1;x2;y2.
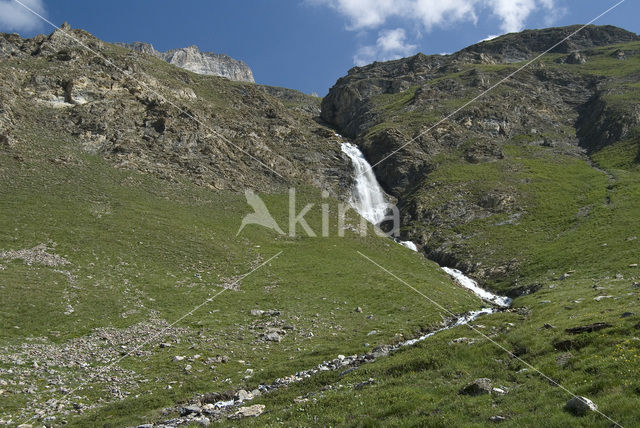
305;28;640;427
0;90;482;426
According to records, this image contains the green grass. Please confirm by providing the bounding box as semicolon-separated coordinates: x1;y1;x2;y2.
0;101;482;426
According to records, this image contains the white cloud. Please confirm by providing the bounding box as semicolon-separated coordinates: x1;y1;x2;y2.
312;0;560;65
0;0;46;33
479;34;500;42
313;0;558;34
354;28;418;65
489;0;538;33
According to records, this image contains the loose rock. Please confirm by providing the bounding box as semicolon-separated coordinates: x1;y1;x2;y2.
230;404;265;419
460;378;492;396
180;405;202;416
565;396;598;416
263;332;282;342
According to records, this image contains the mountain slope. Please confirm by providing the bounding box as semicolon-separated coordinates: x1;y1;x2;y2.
0;25;484;427
1;23;640;428
321;24;640;292
1;24;347;197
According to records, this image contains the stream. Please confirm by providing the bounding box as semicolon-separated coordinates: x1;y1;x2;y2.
153;137;514;423
340;138;512;309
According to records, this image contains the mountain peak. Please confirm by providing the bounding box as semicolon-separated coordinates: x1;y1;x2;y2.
461;24;640;62
118;42;254;82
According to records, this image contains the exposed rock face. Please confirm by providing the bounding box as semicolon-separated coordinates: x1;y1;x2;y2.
117;42;255;82
0;26;351;197
459;25;639;63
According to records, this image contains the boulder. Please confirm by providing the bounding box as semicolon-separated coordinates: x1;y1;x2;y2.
263;332;282;342
236;389;252;401
565;396;598;416
230;404;265;419
180;404;202;416
561;52;587;64
195;416;211;426
460;378;492;396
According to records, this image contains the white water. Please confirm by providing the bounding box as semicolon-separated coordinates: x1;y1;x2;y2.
340;142;390;225
340;138;511;308
441;267;512;308
401;308;495;346
398;240;418;252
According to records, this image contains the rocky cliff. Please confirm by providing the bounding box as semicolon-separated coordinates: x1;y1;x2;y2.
117;41;255;82
0;25;349;197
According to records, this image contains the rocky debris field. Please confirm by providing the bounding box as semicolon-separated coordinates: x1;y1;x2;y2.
0;244;69;268
0;319;193;426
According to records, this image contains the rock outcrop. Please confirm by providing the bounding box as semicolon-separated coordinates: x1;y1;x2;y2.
460;25;639;63
0;26;350;197
117;42;255;82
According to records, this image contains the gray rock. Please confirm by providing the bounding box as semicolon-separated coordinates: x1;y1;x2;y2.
264;332;282;342
371;345;390;358
560;52;587;64
460;378;492;396
117;43;254;82
565;396;597;416
339;367;357;377
489;415;508;423
236;389;252;401
180;405;202;416
193;416;210;426
230;404;265;419
355;378;375;389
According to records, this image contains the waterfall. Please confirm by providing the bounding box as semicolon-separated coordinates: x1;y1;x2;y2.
340;142;390;225
340;140;417;250
340;136;511;308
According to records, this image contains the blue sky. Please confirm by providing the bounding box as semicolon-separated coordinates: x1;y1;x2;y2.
1;0;638;95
